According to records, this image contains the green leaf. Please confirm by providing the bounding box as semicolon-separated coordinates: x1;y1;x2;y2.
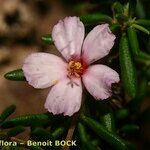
7;126;25;137
78;123;97;150
41;34;54;45
80;13;113;25
127;26;140;55
4;69;26;81
132;24;150;35
135;51;150;65
127;76;148;112
0;105;16;122
115;109;129;120
138;51;150;60
31;128;54;141
137;76;148;99
1;113;55;128
115;14;129;23
112;2;124;15
31;128;61;150
135;57;150;66
110;24;121;32
119;124;140;133
41;118;69;139
78;123;87;143
91;139;101;147
135;19;150;26
136;0;146;19
101;112;115;133
119;33;137;98
129;0;137;17
80;114;128;150
51;127;66;139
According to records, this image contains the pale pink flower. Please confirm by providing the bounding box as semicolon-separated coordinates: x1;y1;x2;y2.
22;16;119;116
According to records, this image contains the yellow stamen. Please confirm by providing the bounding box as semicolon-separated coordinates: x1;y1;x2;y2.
68;60;83;77
53;80;58;85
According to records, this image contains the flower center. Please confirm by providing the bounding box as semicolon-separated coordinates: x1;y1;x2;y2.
68;60;85;77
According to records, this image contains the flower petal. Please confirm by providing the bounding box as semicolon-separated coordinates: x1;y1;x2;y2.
44;78;82;116
82;65;120;100
82;24;116;64
52;16;85;61
22;53;67;89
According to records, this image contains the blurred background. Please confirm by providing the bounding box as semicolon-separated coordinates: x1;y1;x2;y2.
0;0;69;115
0;0;149;149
